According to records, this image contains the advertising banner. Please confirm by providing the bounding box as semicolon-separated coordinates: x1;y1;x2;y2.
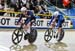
0;16;74;29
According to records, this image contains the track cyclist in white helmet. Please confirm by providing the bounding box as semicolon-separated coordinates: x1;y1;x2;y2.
49;11;65;34
17;7;36;40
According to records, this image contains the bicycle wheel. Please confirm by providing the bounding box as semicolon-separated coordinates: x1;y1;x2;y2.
28;28;37;44
12;28;23;45
44;28;53;42
56;29;64;42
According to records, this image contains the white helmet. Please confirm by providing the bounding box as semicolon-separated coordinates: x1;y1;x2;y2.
21;7;27;12
53;11;59;17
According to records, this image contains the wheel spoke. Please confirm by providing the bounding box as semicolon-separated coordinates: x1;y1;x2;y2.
18;31;23;36
13;37;17;41
17;37;19;42
14;32;18;36
50;36;52;38
12;29;23;44
45;32;52;37
48;31;50;34
47;35;51;40
13;34;18;41
18;34;22;36
47;37;50;40
47;37;49;40
14;30;18;34
44;29;53;42
45;35;49;36
17;31;20;41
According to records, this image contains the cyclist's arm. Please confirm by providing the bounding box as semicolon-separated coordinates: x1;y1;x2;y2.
30;15;36;23
32;15;36;20
17;15;23;23
49;16;54;25
29;11;36;22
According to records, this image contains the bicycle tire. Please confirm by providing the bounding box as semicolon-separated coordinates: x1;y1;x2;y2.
28;28;37;44
12;28;23;45
44;28;53;42
56;29;64;42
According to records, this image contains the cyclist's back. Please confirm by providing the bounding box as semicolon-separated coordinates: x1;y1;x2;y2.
26;10;36;21
57;14;64;21
17;7;36;25
49;11;65;27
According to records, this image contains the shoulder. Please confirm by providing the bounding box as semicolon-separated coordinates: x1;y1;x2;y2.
28;10;33;13
58;14;63;17
28;11;34;16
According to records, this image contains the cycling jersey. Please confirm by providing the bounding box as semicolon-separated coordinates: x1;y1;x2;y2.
18;11;36;25
49;14;65;27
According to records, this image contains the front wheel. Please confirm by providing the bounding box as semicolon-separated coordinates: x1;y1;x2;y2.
28;28;37;44
12;28;23;45
56;29;64;42
44;28;53;42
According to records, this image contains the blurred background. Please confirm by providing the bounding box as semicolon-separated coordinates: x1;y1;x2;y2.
0;0;75;17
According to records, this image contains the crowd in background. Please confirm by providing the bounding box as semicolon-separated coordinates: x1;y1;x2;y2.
0;0;49;17
0;0;75;18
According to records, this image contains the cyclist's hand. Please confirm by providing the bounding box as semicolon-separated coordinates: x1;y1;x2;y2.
25;15;31;18
17;22;21;25
31;20;35;23
18;20;23;25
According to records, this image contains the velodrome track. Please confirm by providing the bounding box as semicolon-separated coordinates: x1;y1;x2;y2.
0;29;75;51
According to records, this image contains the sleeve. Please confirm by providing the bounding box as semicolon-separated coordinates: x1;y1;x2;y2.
49;16;54;25
17;14;22;23
31;15;36;20
29;11;36;21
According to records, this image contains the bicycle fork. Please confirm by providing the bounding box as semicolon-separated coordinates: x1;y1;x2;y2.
52;29;57;38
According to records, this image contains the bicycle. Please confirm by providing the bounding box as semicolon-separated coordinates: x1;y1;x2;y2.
12;22;37;45
44;27;64;42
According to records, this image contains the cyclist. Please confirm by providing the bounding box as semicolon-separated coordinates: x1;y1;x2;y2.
49;11;65;34
17;7;36;40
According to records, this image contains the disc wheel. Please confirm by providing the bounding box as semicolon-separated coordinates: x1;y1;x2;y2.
12;28;23;45
44;29;53;42
28;28;37;44
56;29;64;42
